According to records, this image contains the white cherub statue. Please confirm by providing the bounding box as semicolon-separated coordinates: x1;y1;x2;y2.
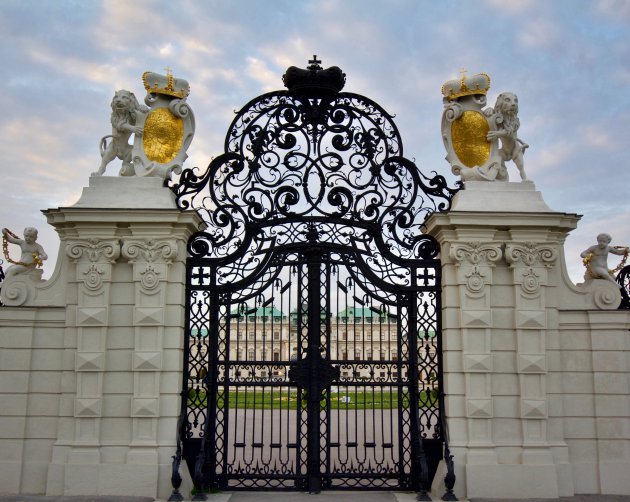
581;233;628;283
1;227;48;277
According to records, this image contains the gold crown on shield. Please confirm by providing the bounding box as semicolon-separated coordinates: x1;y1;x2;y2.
441;69;490;101
142;68;190;99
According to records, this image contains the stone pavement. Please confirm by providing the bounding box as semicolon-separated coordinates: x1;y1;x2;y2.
0;491;630;502
0;494;629;502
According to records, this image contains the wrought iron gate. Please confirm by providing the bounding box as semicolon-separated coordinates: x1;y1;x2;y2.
170;58;457;498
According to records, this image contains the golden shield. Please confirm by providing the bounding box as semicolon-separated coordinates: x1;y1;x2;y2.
451;110;490;168
142;108;184;164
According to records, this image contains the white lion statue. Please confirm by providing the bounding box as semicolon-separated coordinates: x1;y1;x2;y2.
93;90;148;176
487;92;529;181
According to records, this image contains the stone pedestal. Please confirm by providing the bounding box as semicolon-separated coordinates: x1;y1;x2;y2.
426;181;580;499
39;177;200;498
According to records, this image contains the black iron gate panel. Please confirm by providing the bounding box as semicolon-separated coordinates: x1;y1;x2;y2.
170;58;458;498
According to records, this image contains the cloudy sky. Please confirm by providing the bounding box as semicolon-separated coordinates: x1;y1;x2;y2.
2;0;630;283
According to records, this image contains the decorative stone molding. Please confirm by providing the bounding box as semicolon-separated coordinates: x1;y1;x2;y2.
134;306;164;325
82;264;106;291
461;309;492;328
451;242;502;292
515;310;546;329
75;352;105;371
520;399;547;419
464;266;487;293
505;242;557;268
0;275;38;306
121;238;178;264
76;307;108;326
464;353;493;373
66;238;120;263
139;264;161;292
132;398;159;417
133;352;163;371
518;354;546;374
521;267;541;294
450;242;503;267
74;397;102;417
591;281;622;310
467;398;493;418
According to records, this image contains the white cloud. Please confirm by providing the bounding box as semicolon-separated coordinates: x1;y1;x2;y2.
483;0;537;13
159;43;174;56
579;125;618;151
27;45;138;88
516;18;559;49
595;0;630;19
526;139;573;174
97;0;166;49
245;57;280;92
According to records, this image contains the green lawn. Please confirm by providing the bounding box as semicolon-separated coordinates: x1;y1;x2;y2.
188;388;438;410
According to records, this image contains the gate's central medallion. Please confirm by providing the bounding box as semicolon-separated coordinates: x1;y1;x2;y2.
288;348;341;400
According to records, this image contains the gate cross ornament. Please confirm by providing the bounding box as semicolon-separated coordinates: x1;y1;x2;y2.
418;268;435;285
308;55;322;67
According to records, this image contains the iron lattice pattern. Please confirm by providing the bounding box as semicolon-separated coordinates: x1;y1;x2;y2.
617;265;630;309
174;80;455;493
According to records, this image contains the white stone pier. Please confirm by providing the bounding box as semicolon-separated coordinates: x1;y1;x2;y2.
0;177;200;498
426;181;630;499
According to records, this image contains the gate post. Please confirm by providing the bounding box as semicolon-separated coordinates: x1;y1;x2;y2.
41;176;202;499
425;181;580;499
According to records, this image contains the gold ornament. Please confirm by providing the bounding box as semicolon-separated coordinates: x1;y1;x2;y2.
143;108;184;164
583;247;628;278
451;110;491;168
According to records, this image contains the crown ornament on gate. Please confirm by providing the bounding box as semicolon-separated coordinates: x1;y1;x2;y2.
282;55;346;95
441;69;491;101
142;68;190;99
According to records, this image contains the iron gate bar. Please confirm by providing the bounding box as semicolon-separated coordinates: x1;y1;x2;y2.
170;58;459;498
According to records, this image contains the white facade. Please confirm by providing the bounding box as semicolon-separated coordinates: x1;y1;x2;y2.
0;178;629;499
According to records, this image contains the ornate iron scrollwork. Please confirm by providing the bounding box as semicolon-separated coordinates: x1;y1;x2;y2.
172;58;459;495
616;265;630;309
175;60;456;271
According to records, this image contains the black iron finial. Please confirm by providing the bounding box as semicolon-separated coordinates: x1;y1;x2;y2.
283;56;345;95
308;55;322;69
